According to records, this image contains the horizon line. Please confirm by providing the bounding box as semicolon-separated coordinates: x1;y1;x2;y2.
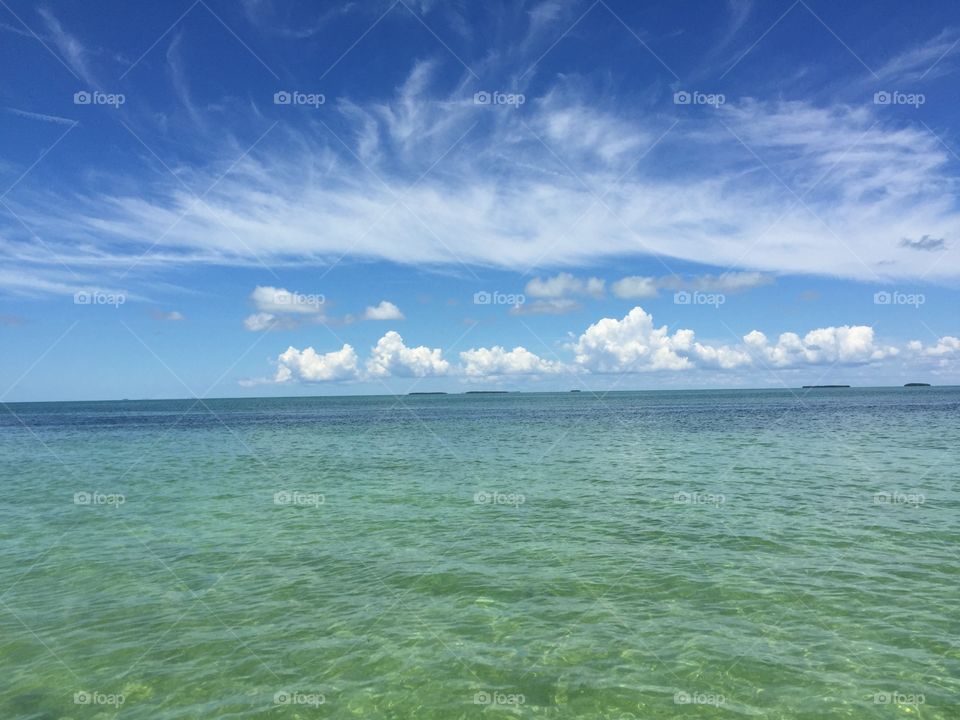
1;384;950;406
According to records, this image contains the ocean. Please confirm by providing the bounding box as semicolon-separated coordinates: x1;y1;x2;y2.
1;388;957;718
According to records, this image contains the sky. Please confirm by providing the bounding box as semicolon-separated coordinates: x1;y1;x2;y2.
1;0;959;401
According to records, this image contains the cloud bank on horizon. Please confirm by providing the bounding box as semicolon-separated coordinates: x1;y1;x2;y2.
260;303;958;386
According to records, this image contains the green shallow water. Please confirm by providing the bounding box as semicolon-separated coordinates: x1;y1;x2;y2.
0;388;958;718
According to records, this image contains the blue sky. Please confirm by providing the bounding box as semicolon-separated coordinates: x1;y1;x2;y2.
1;0;959;401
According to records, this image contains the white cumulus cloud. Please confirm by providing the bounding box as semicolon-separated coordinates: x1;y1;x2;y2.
275;344;360;382
245;286;326;331
572;307;897;373
251;286;325;314
907;336;960;359
459;346;567;376
364;300;405;320
744;327;898;367
610;276;659;299
572;307;697;372
366;331;449;377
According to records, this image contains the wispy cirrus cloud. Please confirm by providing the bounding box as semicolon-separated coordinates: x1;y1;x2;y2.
612;272;773;299
873;27;960;83
37;6;98;86
3;60;960;298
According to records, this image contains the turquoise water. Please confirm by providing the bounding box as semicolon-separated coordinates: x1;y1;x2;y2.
1;388;958;719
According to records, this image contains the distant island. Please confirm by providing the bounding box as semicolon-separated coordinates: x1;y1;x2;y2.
570;389;582;393
802;385;851;389
904;383;931;387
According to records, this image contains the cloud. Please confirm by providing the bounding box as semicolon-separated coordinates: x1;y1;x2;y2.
899;235;946;252
366;331;449;378
572;307;698;372
243;312;279;331
572;307;897;373
907;336;960;358
275;344;360;382
510;298;581;316
664;272;773;293
262;308;950;385
610;272;772;299
610;276;659;299
152;310;184;321
525;272;605;299
459;346;567;376
743;326;898;367
10;64;960;296
37;7;98;85
6;108;76;126
251;286;325;314
364;300;404;320
244;286;326;331
874;28;960;83
166;32;203;127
